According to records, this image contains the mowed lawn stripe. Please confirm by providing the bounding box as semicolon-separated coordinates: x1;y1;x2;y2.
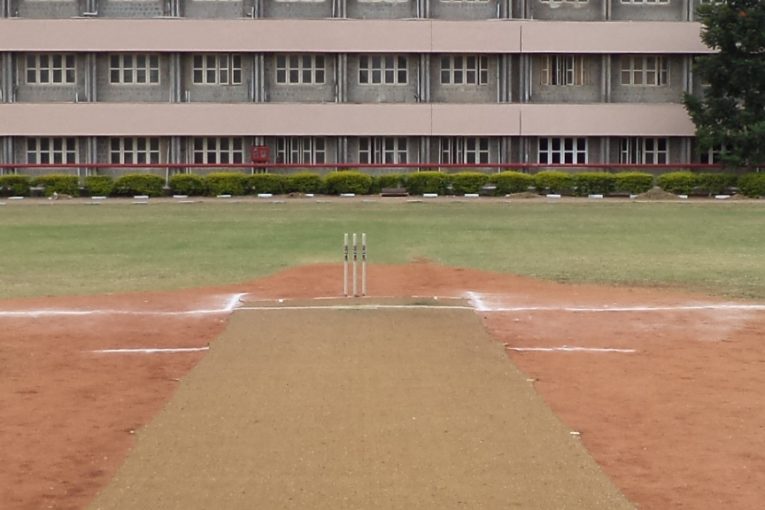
88;307;633;510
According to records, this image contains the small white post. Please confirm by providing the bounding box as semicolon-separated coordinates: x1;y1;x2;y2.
343;233;349;296
352;233;358;297
361;233;367;296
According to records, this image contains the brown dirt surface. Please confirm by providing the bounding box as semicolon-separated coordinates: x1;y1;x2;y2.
87;306;633;510
635;186;680;200
1;261;764;509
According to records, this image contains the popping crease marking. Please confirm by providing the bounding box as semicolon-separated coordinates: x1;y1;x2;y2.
0;293;248;318
506;346;637;353
237;304;475;311
92;347;210;354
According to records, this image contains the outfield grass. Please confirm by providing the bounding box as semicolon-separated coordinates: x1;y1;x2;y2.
0;200;763;300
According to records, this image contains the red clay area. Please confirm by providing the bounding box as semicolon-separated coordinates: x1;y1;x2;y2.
1;262;763;510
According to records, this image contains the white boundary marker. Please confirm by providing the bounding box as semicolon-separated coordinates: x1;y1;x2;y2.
92;347;210;354
238;304;475;312
506;346;637;353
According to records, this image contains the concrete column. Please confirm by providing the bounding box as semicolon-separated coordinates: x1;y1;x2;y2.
416;54;431;103
252;53;265;102
1;137;14;172
169;53;181;103
602;55;611;103
84;53;96;102
603;0;610;21
498;54;511;103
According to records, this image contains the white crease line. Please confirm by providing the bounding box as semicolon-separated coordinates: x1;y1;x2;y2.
482;304;765;313
464;291;490;312
237;304;475;311
0;292;248;318
91;347;210;354
506;346;637;353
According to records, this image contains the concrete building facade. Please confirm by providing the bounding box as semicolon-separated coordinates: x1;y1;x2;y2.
0;0;714;174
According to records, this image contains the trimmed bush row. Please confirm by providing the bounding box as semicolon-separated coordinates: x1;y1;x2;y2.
1;171;763;197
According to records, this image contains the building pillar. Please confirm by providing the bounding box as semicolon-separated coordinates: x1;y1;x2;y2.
169;53;182;103
252;53;265;102
498;54;511;103
1;137;14;173
417;54;430;103
601;55;611;103
334;53;347;103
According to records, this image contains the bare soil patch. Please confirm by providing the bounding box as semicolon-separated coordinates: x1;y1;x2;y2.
1;262;763;509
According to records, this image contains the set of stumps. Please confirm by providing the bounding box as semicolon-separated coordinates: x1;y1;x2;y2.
343;233;367;297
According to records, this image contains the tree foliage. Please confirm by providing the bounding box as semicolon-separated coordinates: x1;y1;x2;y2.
684;0;765;167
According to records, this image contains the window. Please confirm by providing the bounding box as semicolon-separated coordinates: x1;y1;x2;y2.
440;56;488;85
192;138;243;164
439;0;489;3
620;56;669;86
192;55;242;85
359;138;408;164
540;0;589;3
620;0;669;4
439;138;490;164
26;138;78;164
539;138;588;164
110;138;161;164
109;55;160;85
358;0;407;3
25;54;76;85
700;143;726;164
619;137;668;164
358;56;408;85
541;55;586;86
275;137;327;164
276;55;326;85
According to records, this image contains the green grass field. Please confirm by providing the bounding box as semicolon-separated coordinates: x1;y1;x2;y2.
0;200;763;300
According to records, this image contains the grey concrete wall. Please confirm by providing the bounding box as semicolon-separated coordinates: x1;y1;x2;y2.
529;55;601;103
15;53;85;102
15;0;82;18
611;0;684;21
347;0;417;19
263;0;332;18
95;54;171;102
99;0;163;18
181;54;252;102
346;54;417;103
264;54;335;103
529;0;604;21
184;0;245;19
610;55;684;103
430;0;499;20
431;54;497;103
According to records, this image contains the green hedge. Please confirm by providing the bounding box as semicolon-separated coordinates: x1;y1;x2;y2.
169;174;207;196
0;175;31;196
83;176;114;197
405;171;450;195
573;172;616;196
489;171;535;195
696;173;738;196
534;171;575;195
657;171;699;194
449;172;490;195
204;172;248;196
371;174;407;194
324;171;373;195
31;174;79;196
285;173;325;194
738;173;765;198
248;174;287;195
613;172;654;194
113;174;165;197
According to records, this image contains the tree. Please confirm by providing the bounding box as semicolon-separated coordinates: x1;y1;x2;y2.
683;0;765;167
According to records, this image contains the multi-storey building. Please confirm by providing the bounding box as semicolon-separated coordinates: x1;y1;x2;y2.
0;0;714;175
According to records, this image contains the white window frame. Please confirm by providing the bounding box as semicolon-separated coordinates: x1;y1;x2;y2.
541;55;586;86
192;54;242;85
358;55;408;85
439;137;490;165
620;56;669;86
110;138;161;165
619;137;669;164
26;138;78;164
276;55;326;85
192;137;244;164
109;54;160;85
538;138;588;164
276;137;327;164
359;137;408;164
440;55;489;86
700;143;726;164
25;54;76;85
